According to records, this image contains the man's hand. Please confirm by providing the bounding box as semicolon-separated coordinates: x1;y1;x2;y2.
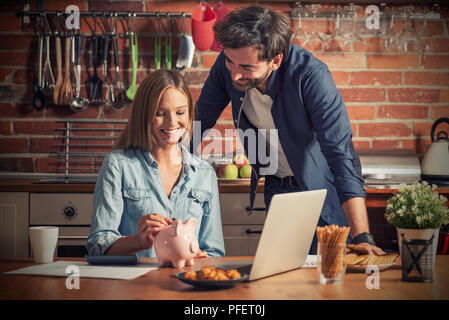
348;243;385;255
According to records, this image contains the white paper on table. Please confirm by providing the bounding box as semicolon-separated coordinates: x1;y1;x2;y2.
302;255;317;268
3;260;157;280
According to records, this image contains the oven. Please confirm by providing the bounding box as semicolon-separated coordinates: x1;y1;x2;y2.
30;193;93;258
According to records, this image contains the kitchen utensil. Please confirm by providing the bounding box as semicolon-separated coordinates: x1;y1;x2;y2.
32;31;45;110
70;34;88;112
165;33;172;69
61;35;73;106
86;33;102;101
42;34;56;96
191;2;216;51
53;32;63;104
421;117;449;183
176;13;195;70
155;34;161;70
210;0;230;52
125;34;138;101
110;30;127;110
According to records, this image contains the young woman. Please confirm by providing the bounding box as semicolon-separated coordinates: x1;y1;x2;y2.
86;69;225;258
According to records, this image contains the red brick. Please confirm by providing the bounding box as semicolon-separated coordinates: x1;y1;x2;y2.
103;104;133;120
0;15;21;32
404;72;449;86
431;105;449;119
14;69;34;85
88;1;143;12
0;68;14;82
0;122;11;135
36;158;59;173
0;52;30;67
358;123;412;137
351;123;357;136
422;55;449;69
354;38;382;52
189;88;202;103
367;54;419;69
346;105;376;120
202;53;219;69
30;138;63;153
432;38;449;53
440;89;449;103
340;88;386;102
13;121;65;135
183;71;210;86
378;105;429;119
314;54;366;69
323;39;351;53
388;89;440;103
372;140;400;149
218;105;233;121
353;140;370;148
331;71;349;86
45;104;100;119
44;0;87;11
349;71;401;86
0;157;34;172
0;138;28;152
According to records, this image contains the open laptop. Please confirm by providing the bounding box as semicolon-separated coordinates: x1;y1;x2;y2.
220;189;327;281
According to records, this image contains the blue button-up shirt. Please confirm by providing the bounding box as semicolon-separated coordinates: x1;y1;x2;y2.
86;145;225;258
195;44;365;226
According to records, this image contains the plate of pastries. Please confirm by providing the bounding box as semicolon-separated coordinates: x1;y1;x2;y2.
345;244;399;272
176;265;248;288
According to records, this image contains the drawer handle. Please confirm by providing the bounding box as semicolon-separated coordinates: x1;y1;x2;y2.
246;229;262;234
58;235;88;240
245;206;266;212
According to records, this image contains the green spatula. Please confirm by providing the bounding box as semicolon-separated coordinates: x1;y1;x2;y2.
126;34;138;101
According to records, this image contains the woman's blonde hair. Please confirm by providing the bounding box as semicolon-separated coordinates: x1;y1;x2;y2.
115;69;194;152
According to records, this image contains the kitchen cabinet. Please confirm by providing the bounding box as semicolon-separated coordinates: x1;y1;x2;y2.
219;193;266;256
0;193;29;258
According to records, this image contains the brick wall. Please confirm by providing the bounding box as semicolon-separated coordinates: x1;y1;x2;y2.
0;0;448;173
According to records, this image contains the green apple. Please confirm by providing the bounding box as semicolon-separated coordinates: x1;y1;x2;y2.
239;164;252;178
233;154;248;168
217;164;239;179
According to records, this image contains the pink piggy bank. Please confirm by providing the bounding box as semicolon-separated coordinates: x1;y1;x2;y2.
154;218;200;268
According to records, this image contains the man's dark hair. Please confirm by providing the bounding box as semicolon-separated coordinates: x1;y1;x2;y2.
213;5;292;62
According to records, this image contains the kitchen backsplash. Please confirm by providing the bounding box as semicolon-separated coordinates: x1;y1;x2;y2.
0;0;448;173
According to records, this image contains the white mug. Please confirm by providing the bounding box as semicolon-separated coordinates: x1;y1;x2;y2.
29;226;59;264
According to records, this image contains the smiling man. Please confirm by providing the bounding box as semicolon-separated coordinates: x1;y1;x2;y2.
194;6;384;255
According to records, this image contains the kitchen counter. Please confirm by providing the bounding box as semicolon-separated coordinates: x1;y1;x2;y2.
1;177;448;208
0;256;449;300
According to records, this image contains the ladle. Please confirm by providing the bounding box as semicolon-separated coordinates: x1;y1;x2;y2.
70;34;88;112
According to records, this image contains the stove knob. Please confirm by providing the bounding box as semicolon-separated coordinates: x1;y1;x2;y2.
63;206;77;219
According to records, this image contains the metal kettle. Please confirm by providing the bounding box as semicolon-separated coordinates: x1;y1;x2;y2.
421;117;449;182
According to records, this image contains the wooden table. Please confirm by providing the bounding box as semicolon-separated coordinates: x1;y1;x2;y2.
1;256;448;300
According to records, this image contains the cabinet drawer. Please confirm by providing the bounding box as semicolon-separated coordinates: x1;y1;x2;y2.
223;225;263;256
30;193;93;225
219;193;266;224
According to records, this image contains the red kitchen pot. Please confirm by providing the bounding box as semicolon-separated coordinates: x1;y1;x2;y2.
210;1;230;52
191;2;217;51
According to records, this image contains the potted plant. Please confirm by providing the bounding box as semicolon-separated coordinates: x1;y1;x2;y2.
385;182;449;265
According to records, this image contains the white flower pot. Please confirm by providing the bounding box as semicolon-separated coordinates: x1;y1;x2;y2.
397;228;439;269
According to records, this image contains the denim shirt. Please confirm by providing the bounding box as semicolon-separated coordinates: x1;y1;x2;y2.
86;145;225;258
195;44;365;226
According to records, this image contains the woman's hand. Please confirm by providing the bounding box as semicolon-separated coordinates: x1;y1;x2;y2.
137;213;173;250
194;250;208;258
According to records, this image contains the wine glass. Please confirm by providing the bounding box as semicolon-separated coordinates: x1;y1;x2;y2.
396;6;420;52
302;4;326;48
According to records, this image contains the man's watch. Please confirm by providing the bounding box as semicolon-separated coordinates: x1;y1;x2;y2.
351;232;376;246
